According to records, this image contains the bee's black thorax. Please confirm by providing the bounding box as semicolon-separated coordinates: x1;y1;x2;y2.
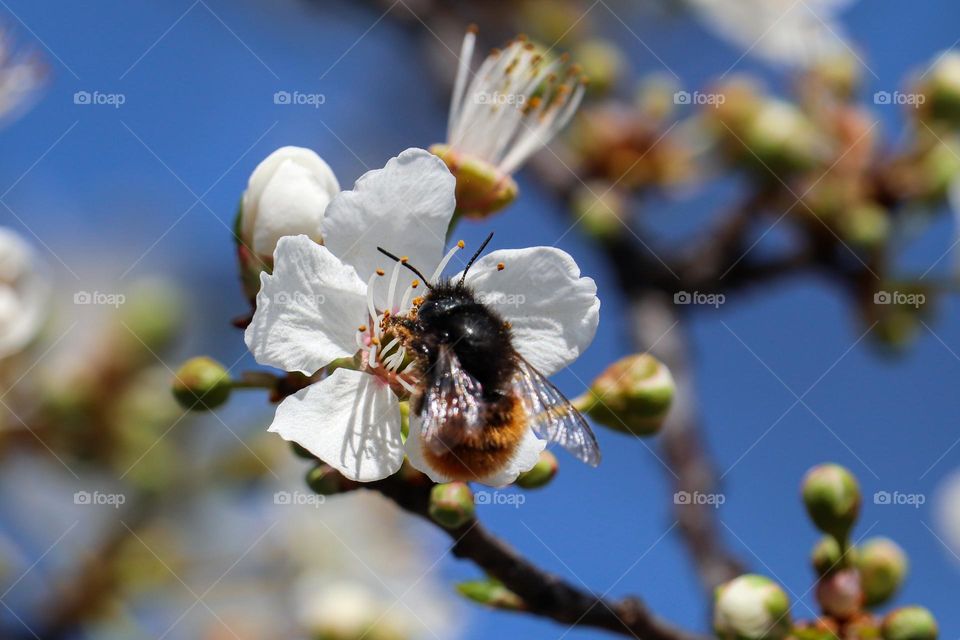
413;281;516;398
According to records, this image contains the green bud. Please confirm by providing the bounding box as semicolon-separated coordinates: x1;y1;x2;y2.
882;607;938;640
515;451;559;489
578;354;675;436
571;182;625;240
118;279;185;356
714;575;792;640
456;578;524;610
801;463;861;541
305;463;353;496
743;100;822;175
572;40;623;95
429;144;518;220
815;568;862;619
857;537;908;607
428;482;475;529
171;356;232;411
920;52;960;127
839;203;890;251
811;535;846;576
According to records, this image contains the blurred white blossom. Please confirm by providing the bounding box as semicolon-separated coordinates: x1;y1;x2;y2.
0;227;49;359
688;0;857;68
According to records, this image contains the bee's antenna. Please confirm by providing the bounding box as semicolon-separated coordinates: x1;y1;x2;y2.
458;232;494;286
376;247;434;289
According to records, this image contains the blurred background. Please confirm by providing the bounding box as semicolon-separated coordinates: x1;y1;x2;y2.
1;0;960;638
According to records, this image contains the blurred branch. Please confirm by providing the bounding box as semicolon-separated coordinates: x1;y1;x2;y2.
370;475;708;640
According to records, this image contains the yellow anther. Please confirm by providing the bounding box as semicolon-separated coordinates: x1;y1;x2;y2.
376;268;385;276
400;256;409;263
456;240;465;249
358;324;367;332
497;262;505;271
411;280;420;288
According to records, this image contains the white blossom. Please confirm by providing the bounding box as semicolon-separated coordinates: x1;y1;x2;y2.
0;228;48;359
245;148;599;485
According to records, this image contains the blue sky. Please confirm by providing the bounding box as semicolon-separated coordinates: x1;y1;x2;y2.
2;0;960;638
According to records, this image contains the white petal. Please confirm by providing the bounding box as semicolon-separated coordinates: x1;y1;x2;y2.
404;416;546;488
245;236;367;375
479;429;546;488
322;148;455;306
456;247;600;376
270;368;404;482
241;146;340;256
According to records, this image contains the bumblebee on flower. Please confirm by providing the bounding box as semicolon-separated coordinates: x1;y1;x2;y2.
244;148;601;487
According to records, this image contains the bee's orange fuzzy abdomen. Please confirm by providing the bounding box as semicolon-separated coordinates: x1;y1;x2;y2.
422;395;527;482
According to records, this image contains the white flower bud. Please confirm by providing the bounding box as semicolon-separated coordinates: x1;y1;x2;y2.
714;575;792;640
0;228;49;359
240;146;339;258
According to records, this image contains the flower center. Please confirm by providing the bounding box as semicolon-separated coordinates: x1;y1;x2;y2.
353;242;467;396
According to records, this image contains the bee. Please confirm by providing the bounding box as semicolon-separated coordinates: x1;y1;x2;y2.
377;234;600;482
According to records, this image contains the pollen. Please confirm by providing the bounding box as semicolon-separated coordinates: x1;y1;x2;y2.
376;268;385;276
497;262;505;271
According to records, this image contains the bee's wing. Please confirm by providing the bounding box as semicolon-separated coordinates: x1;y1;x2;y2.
418;344;485;451
511;357;601;467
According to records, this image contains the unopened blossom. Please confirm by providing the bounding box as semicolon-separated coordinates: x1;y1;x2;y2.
688;0;855;68
240;146;340;259
0;227;49;359
431;28;587;218
245;148;600;485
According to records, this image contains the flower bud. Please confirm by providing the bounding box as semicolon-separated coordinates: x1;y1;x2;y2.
240;146;339;259
811;535;847;576
882;607;938;640
429;144;518;220
919;51;960;127
457;578;524;610
743;100;822;174
428;482;475;529
578;354;674;436
572;40;623;95
714;575;791;640
838;203;890;251
515;451;558;489
171;356;232;411
816;567;862;619
856;537;908;607
306;463;354;496
571;182;625;240
801;463;861;541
